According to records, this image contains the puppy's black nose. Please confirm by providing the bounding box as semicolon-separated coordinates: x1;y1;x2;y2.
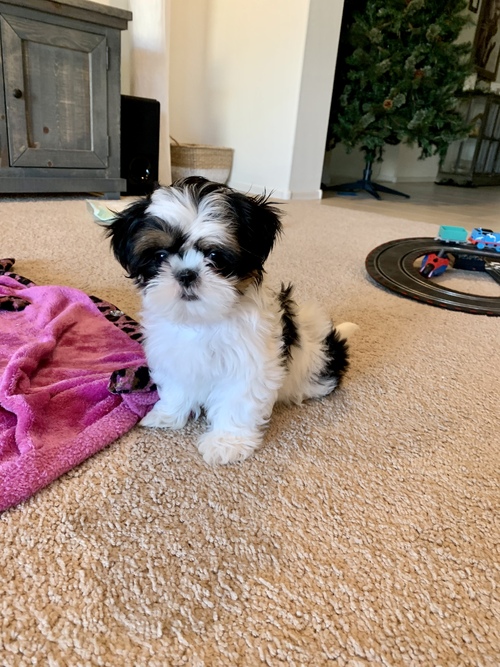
177;269;198;287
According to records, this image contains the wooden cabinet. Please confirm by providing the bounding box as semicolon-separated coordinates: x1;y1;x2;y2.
0;0;131;197
437;93;500;187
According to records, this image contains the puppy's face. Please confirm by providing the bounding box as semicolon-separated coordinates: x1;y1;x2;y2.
108;177;282;324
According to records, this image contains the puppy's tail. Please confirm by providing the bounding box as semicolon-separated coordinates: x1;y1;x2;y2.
335;322;359;342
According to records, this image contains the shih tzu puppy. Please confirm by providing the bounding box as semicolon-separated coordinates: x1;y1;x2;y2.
108;177;357;465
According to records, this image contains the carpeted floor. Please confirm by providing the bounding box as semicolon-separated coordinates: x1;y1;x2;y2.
1;194;499;666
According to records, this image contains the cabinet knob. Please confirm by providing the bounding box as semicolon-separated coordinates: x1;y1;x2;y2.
13;89;23;99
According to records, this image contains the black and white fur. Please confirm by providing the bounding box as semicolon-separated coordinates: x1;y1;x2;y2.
108;177;357;465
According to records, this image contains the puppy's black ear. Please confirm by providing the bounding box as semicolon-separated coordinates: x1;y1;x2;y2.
227;191;283;272
106;197;151;275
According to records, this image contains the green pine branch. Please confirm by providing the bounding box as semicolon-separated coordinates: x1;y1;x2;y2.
328;0;474;162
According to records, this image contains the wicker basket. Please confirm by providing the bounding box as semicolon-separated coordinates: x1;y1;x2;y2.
170;141;234;184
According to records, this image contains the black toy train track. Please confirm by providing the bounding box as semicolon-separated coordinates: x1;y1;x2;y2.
365;237;500;316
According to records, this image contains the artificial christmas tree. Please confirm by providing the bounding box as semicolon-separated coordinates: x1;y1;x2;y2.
325;0;473;199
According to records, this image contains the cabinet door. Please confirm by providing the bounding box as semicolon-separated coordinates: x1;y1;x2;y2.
1;14;108;169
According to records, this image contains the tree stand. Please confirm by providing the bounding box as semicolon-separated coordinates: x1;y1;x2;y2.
322;161;410;200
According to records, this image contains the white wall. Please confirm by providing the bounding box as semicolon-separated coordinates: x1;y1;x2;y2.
168;0;212;146
128;0;171;184
100;0;346;197
94;0;172;184
288;0;345;198
169;0;344;199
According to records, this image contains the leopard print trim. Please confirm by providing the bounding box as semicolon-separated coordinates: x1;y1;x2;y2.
108;366;156;395
0;259;34;310
89;295;144;344
0;295;31;312
0;258;15;273
87;297;156;395
0;258;36;288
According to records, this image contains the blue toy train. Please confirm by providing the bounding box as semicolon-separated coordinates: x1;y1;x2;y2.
420;225;500;278
437;225;500;251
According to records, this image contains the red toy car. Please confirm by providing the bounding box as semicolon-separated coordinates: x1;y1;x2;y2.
420;252;451;278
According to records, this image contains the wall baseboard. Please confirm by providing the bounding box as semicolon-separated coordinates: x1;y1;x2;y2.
229;181;322;201
291;189;323;200
229;180;291;200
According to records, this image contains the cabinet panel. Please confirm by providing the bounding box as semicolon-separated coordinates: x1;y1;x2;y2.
1;13;108;168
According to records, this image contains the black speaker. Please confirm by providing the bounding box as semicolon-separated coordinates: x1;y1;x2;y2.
120;95;160;195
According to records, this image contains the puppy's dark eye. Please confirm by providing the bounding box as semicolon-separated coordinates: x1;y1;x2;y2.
207;250;223;266
204;247;235;275
154;250;169;264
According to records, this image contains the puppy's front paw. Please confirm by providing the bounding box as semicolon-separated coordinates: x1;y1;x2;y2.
197;431;260;465
140;404;189;430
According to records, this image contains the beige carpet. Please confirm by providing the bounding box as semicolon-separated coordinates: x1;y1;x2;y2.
1;195;499;666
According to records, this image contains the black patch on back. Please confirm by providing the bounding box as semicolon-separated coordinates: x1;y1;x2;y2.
320;328;349;386
278;283;300;361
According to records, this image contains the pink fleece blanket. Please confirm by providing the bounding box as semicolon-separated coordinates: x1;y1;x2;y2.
0;259;158;512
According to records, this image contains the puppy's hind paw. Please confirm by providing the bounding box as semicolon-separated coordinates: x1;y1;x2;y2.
197;431;260;465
